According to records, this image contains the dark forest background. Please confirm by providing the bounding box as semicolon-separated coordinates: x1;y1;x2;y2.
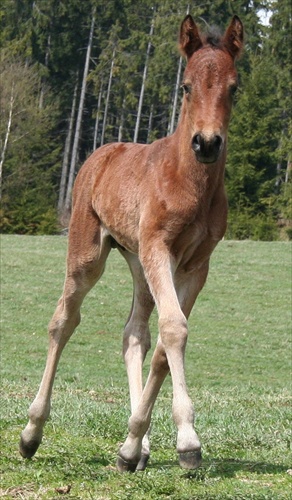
1;0;291;239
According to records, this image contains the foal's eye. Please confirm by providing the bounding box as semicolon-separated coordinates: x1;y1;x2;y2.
181;83;191;95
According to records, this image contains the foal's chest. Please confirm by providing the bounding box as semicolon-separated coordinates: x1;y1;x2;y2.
171;217;208;267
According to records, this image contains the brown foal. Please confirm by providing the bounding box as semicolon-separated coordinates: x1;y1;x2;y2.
20;15;243;472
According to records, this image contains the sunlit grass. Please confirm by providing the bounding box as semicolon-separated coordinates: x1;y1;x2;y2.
1;236;291;499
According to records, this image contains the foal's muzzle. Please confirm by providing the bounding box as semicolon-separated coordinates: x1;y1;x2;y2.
192;133;223;163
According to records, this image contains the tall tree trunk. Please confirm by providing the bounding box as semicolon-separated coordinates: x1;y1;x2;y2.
285;160;291;184
100;46;116;147
133;16;155;143
58;75;78;214
118;97;126;142
65;12;95;211
169;4;189;135
146;104;154;143
169;55;183;135
93;81;103;150
39;34;51;109
0;82;14;200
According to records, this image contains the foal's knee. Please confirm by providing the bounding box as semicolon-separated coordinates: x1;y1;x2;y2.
159;316;188;349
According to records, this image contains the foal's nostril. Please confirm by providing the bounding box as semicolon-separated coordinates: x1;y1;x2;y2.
213;135;222;151
192;134;201;152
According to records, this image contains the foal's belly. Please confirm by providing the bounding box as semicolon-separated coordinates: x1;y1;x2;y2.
96;197;140;254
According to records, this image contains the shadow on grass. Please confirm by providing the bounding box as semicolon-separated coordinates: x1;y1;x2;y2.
145;457;287;479
85;454;112;467
83;454;288;478
21;452;287;481
182;458;287;480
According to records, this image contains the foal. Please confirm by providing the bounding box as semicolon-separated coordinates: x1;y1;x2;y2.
20;15;243;471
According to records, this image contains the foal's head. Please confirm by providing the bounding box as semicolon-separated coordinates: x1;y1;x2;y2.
179;15;243;164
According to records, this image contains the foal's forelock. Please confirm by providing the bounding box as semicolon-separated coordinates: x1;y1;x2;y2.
202;26;223;48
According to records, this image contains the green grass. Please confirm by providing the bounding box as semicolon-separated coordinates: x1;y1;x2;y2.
1;235;291;499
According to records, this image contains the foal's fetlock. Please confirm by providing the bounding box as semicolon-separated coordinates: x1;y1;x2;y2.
19;425;43;459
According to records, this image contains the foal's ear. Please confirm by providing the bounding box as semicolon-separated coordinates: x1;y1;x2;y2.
223;15;244;59
179;15;203;59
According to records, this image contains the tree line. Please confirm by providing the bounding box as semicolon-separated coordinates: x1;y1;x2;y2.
0;0;291;239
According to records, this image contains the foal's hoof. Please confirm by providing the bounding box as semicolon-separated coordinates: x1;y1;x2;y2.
179;449;202;469
116;455;138;473
136;453;149;471
19;435;40;459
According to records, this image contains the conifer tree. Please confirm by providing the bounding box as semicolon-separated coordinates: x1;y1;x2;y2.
0;0;289;237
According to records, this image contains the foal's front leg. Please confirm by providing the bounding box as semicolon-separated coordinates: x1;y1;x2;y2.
117;242;202;470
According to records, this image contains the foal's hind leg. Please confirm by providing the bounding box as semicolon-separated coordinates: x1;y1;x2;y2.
117;333;170;472
118;250;154;471
20;211;111;459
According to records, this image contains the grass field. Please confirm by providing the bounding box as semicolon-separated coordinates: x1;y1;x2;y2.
1;235;291;499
